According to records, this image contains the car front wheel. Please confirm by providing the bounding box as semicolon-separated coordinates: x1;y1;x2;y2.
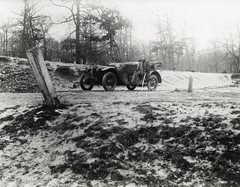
102;72;117;91
80;74;94;90
147;74;158;91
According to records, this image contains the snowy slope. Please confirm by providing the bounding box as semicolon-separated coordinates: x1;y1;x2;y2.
159;70;232;91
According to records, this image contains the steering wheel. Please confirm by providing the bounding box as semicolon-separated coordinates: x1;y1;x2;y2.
112;56;121;63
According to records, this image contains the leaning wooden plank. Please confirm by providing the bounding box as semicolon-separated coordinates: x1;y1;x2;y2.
26;47;60;107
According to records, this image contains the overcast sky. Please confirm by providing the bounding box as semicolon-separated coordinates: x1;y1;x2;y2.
101;0;240;48
1;0;240;49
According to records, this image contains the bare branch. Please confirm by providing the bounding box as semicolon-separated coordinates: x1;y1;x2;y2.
50;0;73;13
50;0;77;24
66;29;77;40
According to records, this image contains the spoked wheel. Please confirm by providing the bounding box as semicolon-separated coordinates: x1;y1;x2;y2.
147;74;158;91
102;72;117;91
126;84;137;91
80;74;93;90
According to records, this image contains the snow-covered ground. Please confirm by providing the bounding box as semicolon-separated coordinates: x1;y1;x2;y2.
0;69;240;187
159;70;232;90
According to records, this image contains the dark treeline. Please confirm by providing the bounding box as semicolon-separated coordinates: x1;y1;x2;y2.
0;0;240;73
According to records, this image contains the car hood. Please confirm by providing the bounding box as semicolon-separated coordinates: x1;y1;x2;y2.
109;61;139;68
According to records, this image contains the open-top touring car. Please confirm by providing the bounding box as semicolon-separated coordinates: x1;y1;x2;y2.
80;59;162;91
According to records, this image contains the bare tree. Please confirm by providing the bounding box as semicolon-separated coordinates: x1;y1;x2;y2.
37;16;53;60
115;21;133;61
0;20;12;55
181;24;196;71
152;10;184;70
209;38;223;72
19;0;48;57
50;0;83;63
221;33;240;73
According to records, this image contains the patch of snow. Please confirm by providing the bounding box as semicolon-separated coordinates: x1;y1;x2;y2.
156;169;168;179
159;71;232;91
183;156;198;164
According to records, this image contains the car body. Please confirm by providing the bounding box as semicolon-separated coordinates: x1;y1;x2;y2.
80;60;162;91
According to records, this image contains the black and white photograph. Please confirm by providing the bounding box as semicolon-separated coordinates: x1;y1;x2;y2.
0;0;240;186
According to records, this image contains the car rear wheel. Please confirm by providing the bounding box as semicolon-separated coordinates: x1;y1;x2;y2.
80;74;93;90
102;72;117;91
147;74;158;91
126;84;137;90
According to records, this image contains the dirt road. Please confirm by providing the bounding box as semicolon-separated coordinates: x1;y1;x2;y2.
0;86;239;108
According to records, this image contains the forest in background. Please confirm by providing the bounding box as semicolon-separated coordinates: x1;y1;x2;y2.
0;0;240;73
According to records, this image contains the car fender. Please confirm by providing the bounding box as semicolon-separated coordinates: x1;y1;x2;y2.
101;66;126;85
151;71;162;83
101;66;116;71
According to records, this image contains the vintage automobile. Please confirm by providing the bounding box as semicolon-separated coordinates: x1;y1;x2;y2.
79;59;162;91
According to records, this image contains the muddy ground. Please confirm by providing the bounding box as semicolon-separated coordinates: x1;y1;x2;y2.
1;86;240;186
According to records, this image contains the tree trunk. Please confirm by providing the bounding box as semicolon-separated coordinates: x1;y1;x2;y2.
76;0;81;64
43;34;47;60
109;33;113;61
21;0;28;58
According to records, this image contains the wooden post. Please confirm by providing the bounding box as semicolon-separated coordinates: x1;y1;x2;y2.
26;47;60;107
188;75;193;93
